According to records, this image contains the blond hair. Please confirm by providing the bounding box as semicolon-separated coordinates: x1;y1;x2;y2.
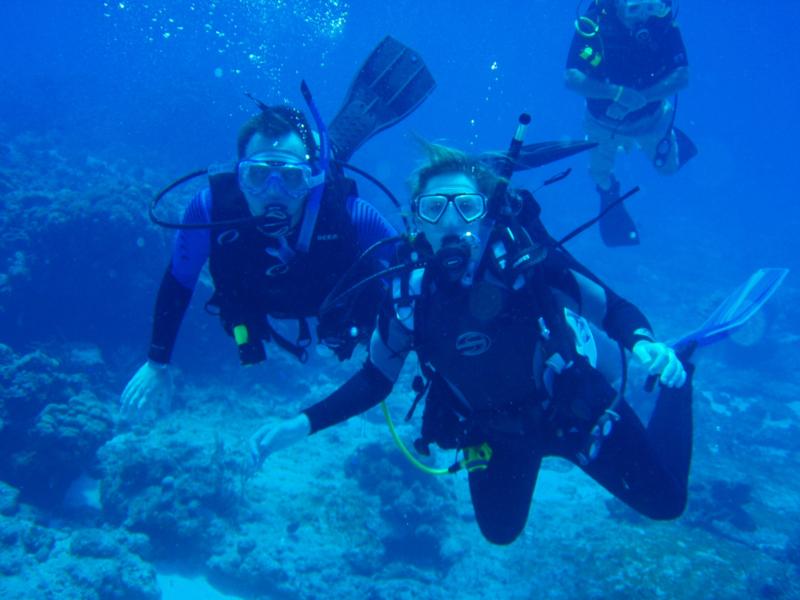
408;141;503;199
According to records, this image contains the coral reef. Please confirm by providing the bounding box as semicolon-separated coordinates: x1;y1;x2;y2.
0;131;169;362
98;425;242;562
344;441;456;570
0;485;158;600
0;344;113;504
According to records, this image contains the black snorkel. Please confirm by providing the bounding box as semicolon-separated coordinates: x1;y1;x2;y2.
295;80;330;253
456;112;531;287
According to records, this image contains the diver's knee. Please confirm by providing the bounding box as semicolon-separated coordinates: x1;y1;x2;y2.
477;518;526;546
641;488;688;520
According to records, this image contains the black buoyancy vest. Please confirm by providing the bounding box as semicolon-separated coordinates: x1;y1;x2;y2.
206;172;360;331
415;278;541;415
412;266;576;418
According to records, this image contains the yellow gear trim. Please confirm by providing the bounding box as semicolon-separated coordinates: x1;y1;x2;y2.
382;402;496;477
233;324;249;345
462;443;493;472
575;16;600;38
382;402;450;476
579;45;602;67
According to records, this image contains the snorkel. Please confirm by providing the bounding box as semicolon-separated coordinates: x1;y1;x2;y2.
295;80;331;253
458;112;531;287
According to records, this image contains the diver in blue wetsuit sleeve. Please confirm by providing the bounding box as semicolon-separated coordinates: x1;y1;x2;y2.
121;37;437;418
566;0;696;246
250;142;694;546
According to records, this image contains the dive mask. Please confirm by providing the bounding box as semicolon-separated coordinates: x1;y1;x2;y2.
237;156;320;200
414;193;488;225
619;0;671;21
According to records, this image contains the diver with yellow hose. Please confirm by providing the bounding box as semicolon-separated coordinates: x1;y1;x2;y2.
249;114;699;546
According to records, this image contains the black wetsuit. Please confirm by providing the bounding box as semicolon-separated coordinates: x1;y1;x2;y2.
566;6;689;124
302;236;694;545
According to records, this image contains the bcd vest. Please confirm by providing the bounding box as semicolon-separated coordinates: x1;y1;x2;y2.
206;171;361;362
393;221;615;450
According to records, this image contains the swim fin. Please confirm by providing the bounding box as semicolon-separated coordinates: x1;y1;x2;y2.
672;268;789;352
597;176;640;246
674;127;698;168
328;36;436;163
645;268;789;390
480;140;597;172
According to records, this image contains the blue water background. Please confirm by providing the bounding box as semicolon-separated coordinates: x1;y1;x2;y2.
4;1;798;269
1;0;799;595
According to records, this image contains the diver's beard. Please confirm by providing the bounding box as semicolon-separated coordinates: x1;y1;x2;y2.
256;204;293;237
432;234;476;284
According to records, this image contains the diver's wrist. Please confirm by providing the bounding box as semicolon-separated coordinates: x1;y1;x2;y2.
147;359;170;370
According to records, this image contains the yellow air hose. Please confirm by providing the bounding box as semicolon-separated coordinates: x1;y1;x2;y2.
381;401;451;476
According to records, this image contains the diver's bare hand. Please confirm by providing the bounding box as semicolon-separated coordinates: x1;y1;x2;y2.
249;414;311;467
120;360;174;419
632;340;686;388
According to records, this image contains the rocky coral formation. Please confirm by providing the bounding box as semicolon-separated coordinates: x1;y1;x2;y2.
0;131;170;362
0;344;114;504
344;441;456;570
0;482;158;600
99;425;243;562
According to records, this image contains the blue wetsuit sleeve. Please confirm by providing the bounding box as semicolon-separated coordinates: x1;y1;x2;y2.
147;190;212;364
349;197;398;263
170;189;212;288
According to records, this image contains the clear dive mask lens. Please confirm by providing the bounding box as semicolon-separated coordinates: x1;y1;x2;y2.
237;159;315;199
623;0;671;20
415;193;488;224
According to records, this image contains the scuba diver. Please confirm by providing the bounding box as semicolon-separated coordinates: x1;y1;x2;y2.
249;122;699;546
121;37;436;418
566;0;696;246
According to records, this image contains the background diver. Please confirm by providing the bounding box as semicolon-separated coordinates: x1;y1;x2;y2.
565;0;696;246
121;37;436;417
249;132;698;546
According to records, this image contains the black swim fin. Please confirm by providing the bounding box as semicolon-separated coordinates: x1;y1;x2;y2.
480;140;597;172
328;36;436;163
674;127;698;168
597;177;640;246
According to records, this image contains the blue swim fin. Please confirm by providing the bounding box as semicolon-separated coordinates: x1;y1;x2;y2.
672;268;790;353
645;268;788;391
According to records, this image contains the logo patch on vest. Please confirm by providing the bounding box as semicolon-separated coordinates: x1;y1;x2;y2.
316;233;339;241
455;332;492;356
266;264;290;277
216;229;240;245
